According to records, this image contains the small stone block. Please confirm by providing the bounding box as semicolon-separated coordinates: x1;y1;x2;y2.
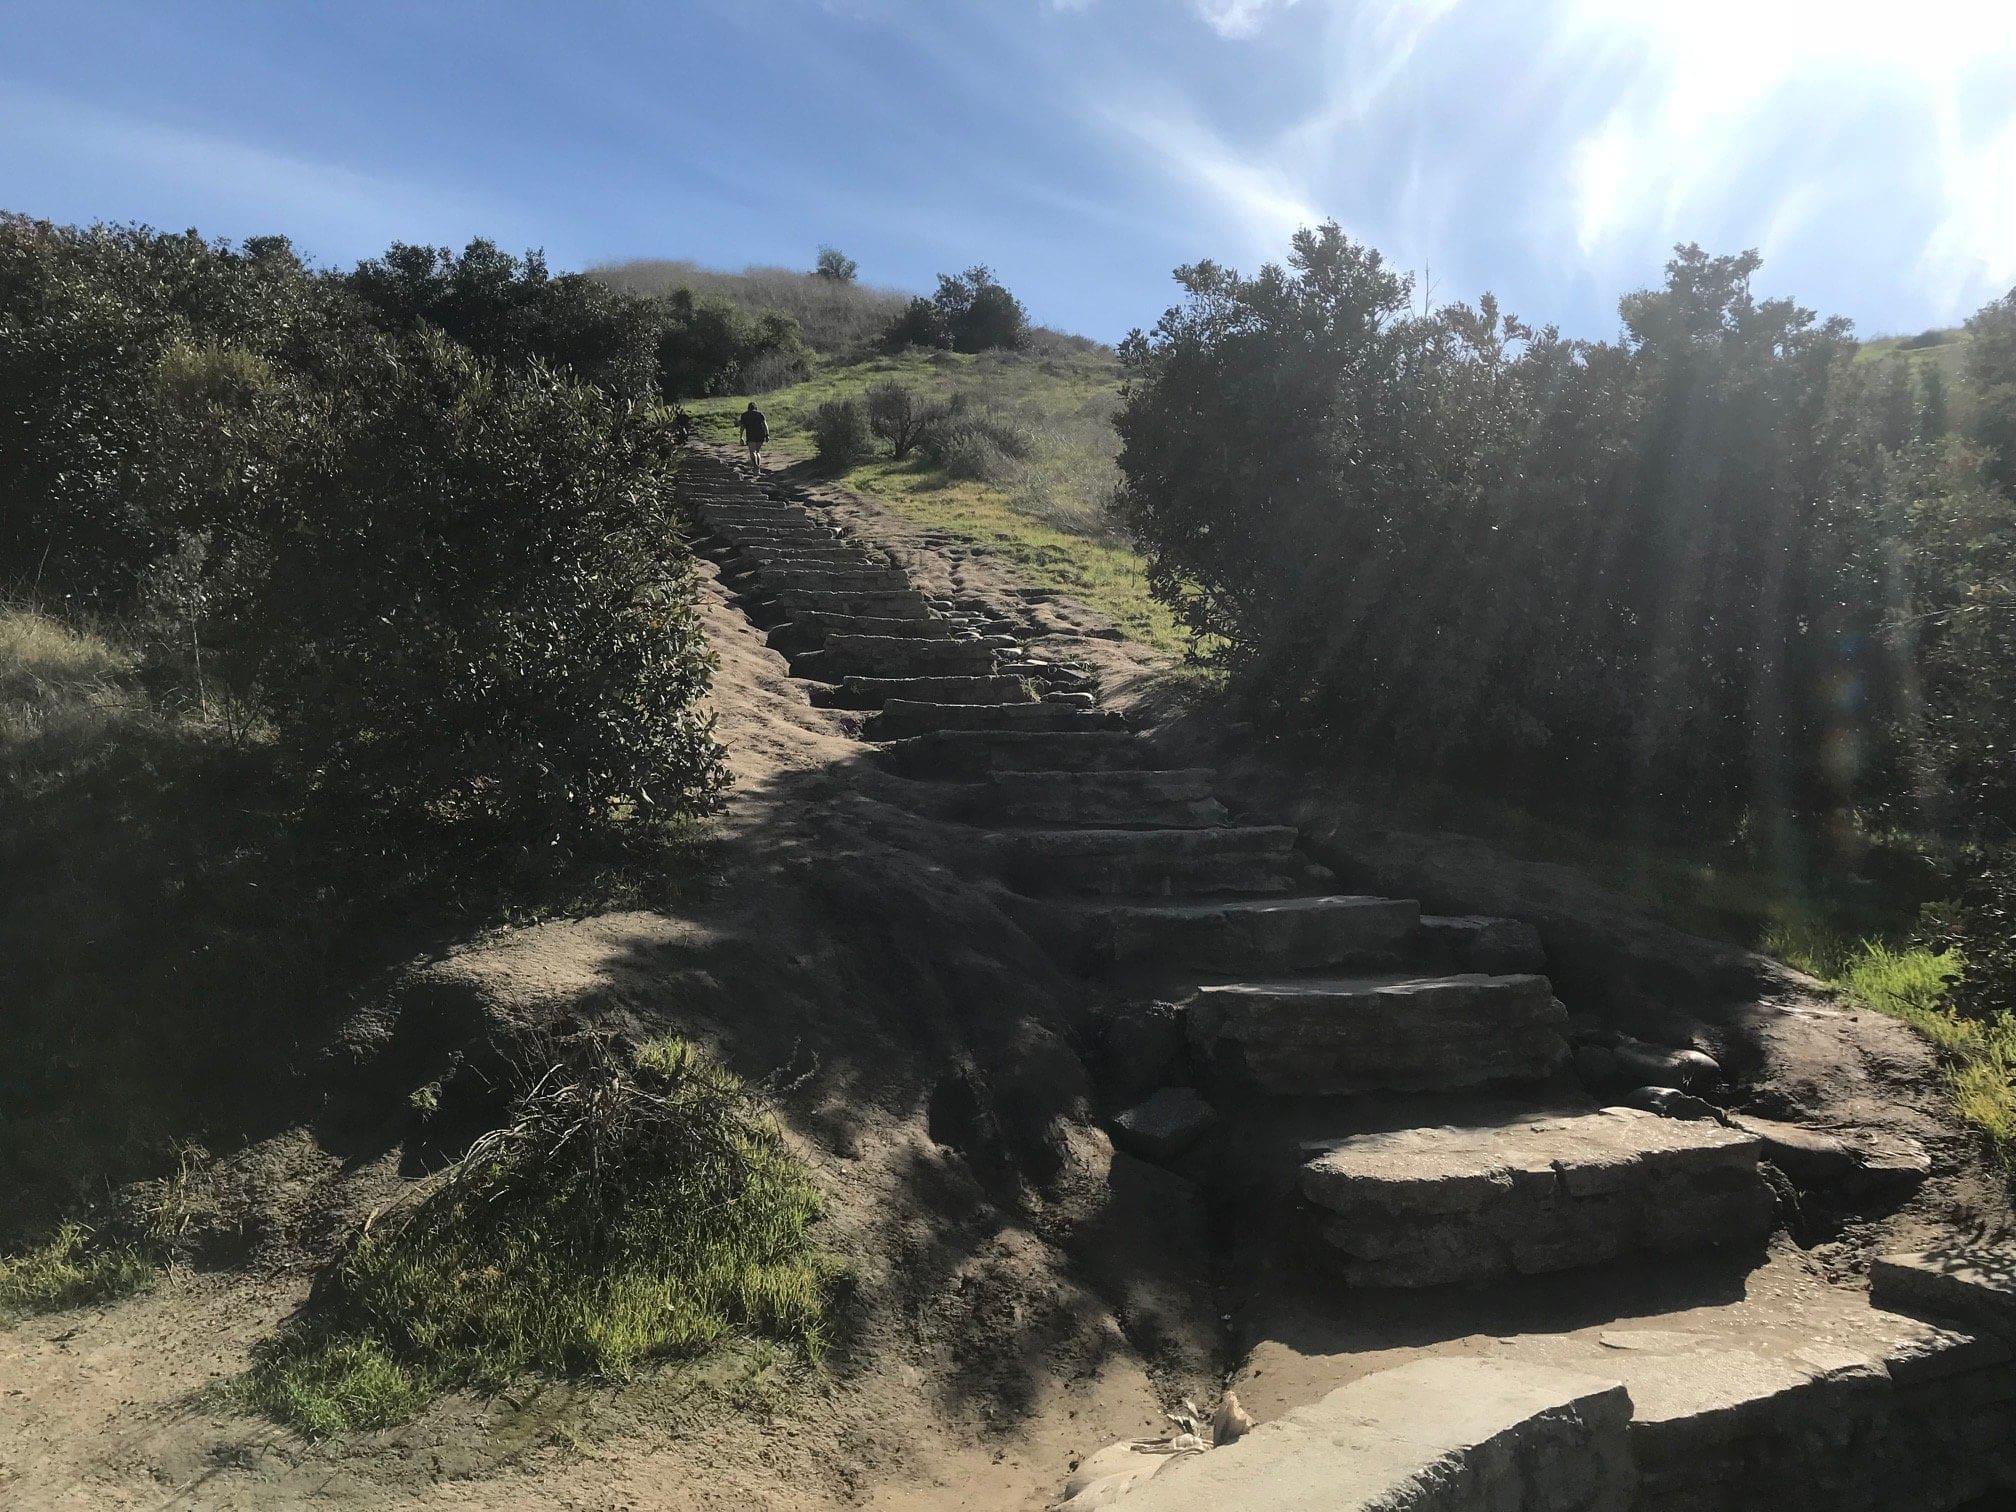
1111;1087;1217;1161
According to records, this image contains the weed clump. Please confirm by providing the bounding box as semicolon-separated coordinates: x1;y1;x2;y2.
0;1224;154;1318
246;1036;829;1436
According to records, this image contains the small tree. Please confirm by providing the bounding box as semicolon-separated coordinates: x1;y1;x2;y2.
932;266;1028;353
814;246;858;284
809;398;871;469
865;382;933;459
882;296;950;352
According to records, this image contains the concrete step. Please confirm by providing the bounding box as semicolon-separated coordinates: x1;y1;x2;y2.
1300;1106;1773;1287
820;675;1039;709
881;730;1150;778
767;589;935;620
1186;971;1571;1095
1069;893;1421;971
766;614;965;656
868;699;1127;739
792;638;1001;682
956;768;1230;828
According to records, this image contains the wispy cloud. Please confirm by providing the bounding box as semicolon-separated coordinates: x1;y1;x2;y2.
1093;93;1326;256
1192;0;1300;39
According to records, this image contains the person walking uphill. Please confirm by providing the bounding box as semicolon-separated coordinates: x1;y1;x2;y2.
737;401;769;473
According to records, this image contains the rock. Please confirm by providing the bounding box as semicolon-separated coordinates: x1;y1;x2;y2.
1098;1001;1189;1097
1419;913;1547;973
1301;1107;1773;1287
1610;1034;1720;1089
1210;1391;1254;1445
1187;972;1569;1096
1621;1085;1724;1121
1873;1248;2016;1342
1112;1359;1635;1511
1726;1114;1860;1183
1057;1439;1198;1510
1110;1088;1217;1161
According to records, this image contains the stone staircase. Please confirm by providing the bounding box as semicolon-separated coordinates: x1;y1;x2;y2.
674;453;2016;1509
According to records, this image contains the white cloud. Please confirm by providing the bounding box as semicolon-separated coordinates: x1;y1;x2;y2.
1094;94;1325;253
1193;0;1300;40
1919;108;2016;317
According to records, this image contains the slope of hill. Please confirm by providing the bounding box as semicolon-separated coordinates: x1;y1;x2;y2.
594;258;913;356
684;346;1194;654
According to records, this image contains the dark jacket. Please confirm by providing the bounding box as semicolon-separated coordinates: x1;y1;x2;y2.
738;408;768;443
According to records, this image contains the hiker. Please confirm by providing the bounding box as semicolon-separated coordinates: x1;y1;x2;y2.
737;401;768;472
671;405;693;446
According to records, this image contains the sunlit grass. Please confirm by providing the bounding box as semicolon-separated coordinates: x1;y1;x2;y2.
243;1037;831;1436
687;351;1197;657
0;1223;155;1319
1761;920;2013;1155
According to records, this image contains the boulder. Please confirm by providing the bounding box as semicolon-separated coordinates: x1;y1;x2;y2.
1110;1088;1218;1161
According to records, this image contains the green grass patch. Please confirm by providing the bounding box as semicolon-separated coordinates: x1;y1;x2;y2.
687;350;1197;657
243;1036;831;1437
1761;921;2016;1155
0;1223;154;1318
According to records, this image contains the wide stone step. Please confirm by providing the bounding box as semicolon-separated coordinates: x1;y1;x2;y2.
957;768;1229;828
766;614;965;656
748;568;915;593
1108;1359;1633;1512
881;730;1149;777
822;675;1039;709
990;824;1299;895
732;547;881;569
1073;894;1420;971
1186;971;1571;1095
1300;1106;1773;1287
768;589;935;620
869;699;1127;739
792;638;1001;681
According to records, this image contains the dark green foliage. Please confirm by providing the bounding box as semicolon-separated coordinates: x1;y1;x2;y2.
246;1036;829;1434
1117;229;1897;830
883;294;950;352
348;239;666;399
1966;289;2016;489
881;266;1030;354
655;287;810;398
933;266;1028;353
810;398;872;468
814;246;858;284
242;332;727;857
0;215;729;866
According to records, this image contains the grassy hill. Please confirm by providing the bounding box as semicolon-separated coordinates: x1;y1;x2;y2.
1857;324;1971;385
684;348;1195;655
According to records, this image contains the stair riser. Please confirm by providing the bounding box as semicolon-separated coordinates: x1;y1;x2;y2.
870;704;1124;738
882;735;1149;778
1090;900;1421;972
1005;856;1293;896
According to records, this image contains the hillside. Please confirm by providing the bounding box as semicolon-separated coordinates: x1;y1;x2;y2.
684;348;1191;653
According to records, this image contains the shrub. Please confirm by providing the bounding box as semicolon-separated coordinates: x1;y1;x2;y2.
241;330;728;861
864;381;935;459
810;397;873;468
814;246;857;284
919;405;1033;481
882;295;950;352
245;1036;828;1434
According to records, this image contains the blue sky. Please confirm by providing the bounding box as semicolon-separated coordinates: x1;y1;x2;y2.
4;0;2013;342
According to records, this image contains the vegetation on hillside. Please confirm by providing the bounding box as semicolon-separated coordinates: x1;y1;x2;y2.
685;348;1191;652
246;1037;829;1435
1115;224;2016;1042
